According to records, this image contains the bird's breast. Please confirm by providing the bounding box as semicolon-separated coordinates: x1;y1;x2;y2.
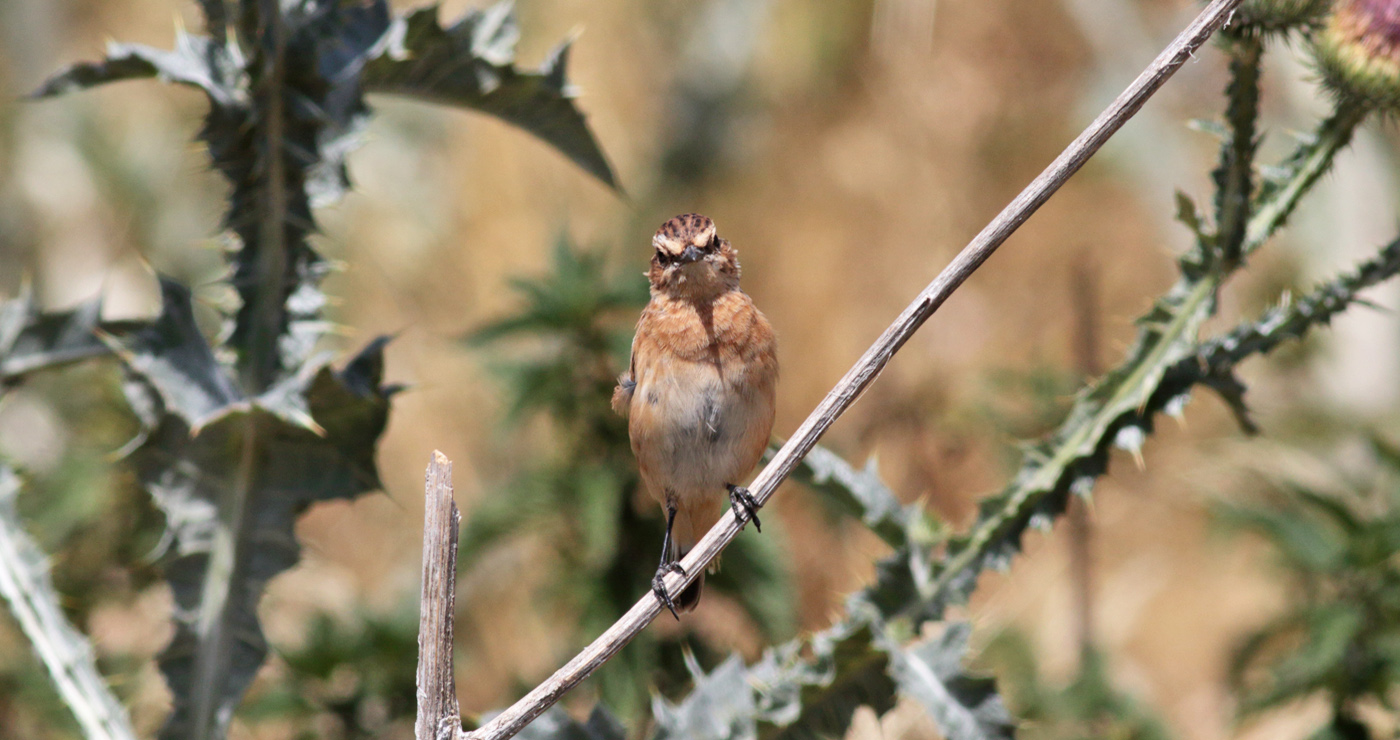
631;360;767;493
629;290;778;500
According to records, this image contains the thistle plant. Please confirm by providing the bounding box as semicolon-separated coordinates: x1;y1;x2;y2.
2;1;616;739
1313;0;1400;110
1222;435;1400;740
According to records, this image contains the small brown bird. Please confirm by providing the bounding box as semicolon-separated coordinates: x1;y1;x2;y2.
613;214;778;618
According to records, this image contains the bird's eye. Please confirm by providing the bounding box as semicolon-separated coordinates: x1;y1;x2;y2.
655;250;671;265
707;234;720;250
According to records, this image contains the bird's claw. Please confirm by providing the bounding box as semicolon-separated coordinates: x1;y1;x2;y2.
727;484;762;532
652;561;687;620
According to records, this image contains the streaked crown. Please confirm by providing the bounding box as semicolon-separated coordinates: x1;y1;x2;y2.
653;213;718;257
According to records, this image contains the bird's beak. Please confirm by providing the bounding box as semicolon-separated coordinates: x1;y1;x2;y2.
679;245;704;264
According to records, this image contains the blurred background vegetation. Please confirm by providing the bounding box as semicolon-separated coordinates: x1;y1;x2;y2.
1;0;1399;739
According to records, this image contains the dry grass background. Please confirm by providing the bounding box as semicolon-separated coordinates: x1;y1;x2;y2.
0;0;1398;738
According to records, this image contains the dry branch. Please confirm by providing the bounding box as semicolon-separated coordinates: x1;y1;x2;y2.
418;451;462;740
460;1;1246;737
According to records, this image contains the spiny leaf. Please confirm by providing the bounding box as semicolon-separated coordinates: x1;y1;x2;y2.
921;268;1219;621
110;279;241;427
789;444;936;550
1186;238;1400;385
656;454;993;740
512;706;627;740
113;283;392;740
650;623;900;740
363;2;619;190
652;655;757;740
1212;34;1262;267
0;465;138;740
29;34;242;105
1246;102;1369;252
1201;370;1260;434
0;287;145;386
133;379;391;740
889;624;1015;740
931;232;1400;621
34;3;392;393
910;133;1400;629
217;0;391;391
1173;189;1208;242
756;625;897;740
848;538;937;625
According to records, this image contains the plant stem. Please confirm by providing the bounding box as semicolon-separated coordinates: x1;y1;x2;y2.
241;0;289;394
417;452;462;740
1244;101;1369;255
1216;33;1262;268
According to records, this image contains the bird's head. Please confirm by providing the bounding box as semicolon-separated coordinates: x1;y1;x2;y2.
647;213;741;299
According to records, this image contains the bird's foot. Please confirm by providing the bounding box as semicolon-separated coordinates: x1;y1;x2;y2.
727;484;762;532
652;561;687;620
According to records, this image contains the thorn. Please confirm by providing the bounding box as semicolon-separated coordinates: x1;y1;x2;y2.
1114;425;1146;471
1164;392;1190;429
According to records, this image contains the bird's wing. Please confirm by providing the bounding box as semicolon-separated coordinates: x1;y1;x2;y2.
612;314;644;416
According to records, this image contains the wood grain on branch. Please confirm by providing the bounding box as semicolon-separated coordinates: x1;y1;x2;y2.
463;1;1245;737
418;451;462;740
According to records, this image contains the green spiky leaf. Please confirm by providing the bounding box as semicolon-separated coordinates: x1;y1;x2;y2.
0;287;146;386
789;444;937;550
510;706;627;740
113;281;393;740
889;624;1015;740
29;34;241;104
0;465;138;740
363;2;619;190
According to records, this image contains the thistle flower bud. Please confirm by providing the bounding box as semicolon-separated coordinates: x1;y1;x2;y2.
1313;0;1400;110
1232;0;1332;35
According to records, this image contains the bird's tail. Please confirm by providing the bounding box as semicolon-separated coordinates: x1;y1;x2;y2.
671;495;723;613
675;557;704;613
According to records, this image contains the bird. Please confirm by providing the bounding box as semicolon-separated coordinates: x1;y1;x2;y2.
613;213;778;619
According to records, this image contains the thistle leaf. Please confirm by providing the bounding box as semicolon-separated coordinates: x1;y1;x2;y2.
0;287;145;386
889;624;1016;740
214;0;391;391
1212;35;1262;266
363;2;619;190
112;280;241;427
113;282;392;740
0;466;138;740
30;34;241;106
754;625;897;740
1173;189;1208;242
790;444;933;550
512;706;627;740
652;655;757;740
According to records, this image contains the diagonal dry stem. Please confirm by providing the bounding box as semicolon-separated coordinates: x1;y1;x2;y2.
460;1;1246;738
